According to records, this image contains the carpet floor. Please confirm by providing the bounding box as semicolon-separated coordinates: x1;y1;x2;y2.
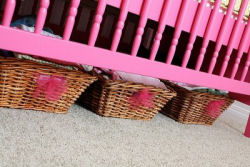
0;104;249;167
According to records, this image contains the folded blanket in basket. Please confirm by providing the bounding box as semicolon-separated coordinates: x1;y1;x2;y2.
94;68;168;89
94;68;228;96
14;53;79;71
171;81;228;96
113;71;167;89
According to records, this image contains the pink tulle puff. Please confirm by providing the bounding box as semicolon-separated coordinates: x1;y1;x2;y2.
128;88;155;109
33;74;67;101
205;100;225;118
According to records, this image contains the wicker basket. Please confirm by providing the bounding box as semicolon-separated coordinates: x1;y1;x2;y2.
161;80;234;125
80;74;176;120
0;57;97;113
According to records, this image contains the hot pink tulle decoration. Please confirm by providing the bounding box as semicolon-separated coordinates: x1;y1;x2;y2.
33;74;67;101
128;88;154;109
205;100;225;118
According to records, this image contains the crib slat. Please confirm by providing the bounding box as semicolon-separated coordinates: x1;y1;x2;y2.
149;0;171;61
88;0;106;46
63;0;80;40
219;0;249;77
231;22;250;79
131;0;151;56
35;0;50;34
2;0;16;26
166;0;190;64
241;49;250;81
110;0;129;51
208;0;237;74
182;0;207;67
195;0;221;71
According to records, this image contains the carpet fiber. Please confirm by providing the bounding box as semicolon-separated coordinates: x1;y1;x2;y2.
0;105;249;167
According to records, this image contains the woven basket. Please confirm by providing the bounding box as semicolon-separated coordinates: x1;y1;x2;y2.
161;80;234;125
80;74;176;120
0;57;97;113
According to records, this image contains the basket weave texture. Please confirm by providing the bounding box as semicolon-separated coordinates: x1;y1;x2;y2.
0;57;97;113
161;80;234;125
80;74;176;120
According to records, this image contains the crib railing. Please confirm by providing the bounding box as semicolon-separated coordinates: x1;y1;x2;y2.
0;0;250;97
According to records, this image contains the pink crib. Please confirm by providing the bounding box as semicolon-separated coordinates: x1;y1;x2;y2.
0;0;249;102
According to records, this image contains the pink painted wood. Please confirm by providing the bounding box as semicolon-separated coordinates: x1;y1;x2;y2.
131;0;151;56
1;26;250;96
195;0;221;71
228;92;250;137
229;92;250;105
166;0;190;64
231;22;250;79
2;0;16;27
1;0;250;102
149;0;172;61
219;0;249;77
88;0;106;46
110;0;129;51
182;0;207;68
240;48;250;81
35;0;50;34
208;0;237;74
63;0;80;40
244;114;250;138
105;0;248;53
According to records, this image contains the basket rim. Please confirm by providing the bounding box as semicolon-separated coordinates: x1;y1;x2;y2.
92;71;177;96
161;80;233;100
0;56;97;80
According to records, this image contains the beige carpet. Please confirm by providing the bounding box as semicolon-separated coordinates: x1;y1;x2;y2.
0;104;250;167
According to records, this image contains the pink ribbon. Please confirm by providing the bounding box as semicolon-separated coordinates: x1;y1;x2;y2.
205;100;225;118
33;74;67;101
128;88;154;109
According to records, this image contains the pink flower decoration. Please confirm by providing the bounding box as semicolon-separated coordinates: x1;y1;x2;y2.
205;100;225;118
33;74;67;101
128;88;154;109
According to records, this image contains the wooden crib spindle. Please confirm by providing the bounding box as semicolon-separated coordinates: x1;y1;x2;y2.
63;0;80;40
35;0;50;34
219;0;249;77
111;0;129;51
2;0;16;27
240;49;250;81
149;0;172;61
231;22;250;79
182;0;207;68
195;0;221;71
131;0;151;56
208;0;236;74
88;0;106;46
166;0;190;64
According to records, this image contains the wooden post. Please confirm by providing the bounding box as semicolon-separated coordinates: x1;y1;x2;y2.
244;114;250;138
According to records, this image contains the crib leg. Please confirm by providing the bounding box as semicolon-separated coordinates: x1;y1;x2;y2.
244;114;250;138
228;92;250;105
